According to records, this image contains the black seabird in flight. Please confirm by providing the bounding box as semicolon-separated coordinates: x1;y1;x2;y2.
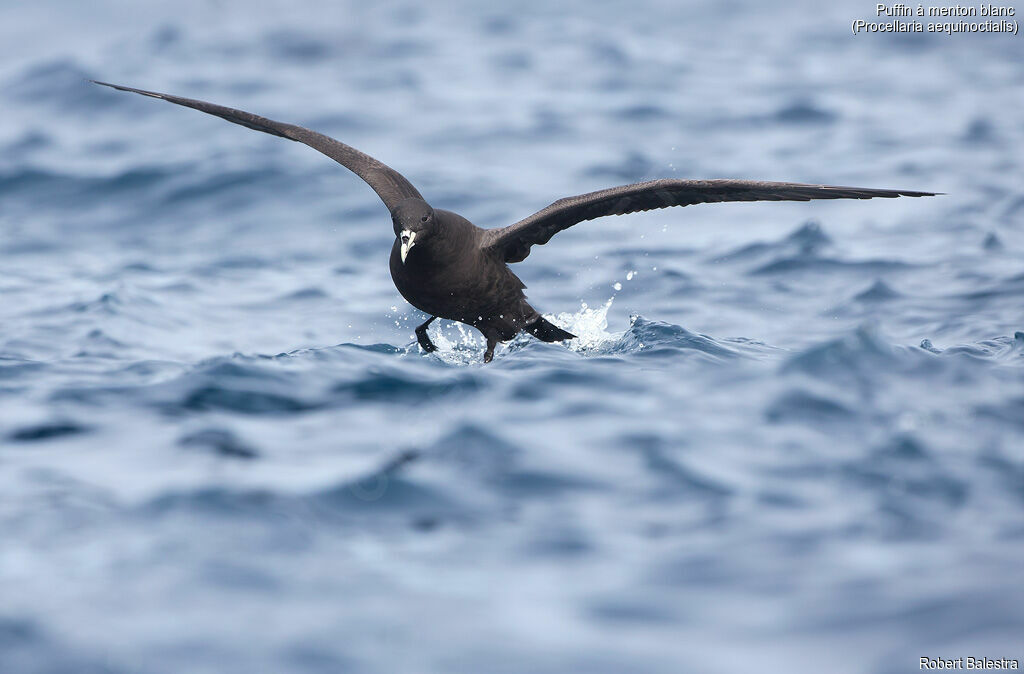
92;81;937;363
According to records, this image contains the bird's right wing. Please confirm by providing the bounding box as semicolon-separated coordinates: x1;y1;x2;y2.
483;179;937;263
92;81;423;211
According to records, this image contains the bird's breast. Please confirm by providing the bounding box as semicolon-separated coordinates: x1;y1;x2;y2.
389;244;523;321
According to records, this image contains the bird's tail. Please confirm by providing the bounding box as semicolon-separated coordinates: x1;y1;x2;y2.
524;316;576;342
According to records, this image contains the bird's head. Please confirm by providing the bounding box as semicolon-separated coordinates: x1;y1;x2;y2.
391;198;436;264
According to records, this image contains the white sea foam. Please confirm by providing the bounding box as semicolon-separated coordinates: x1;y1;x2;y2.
550;297;623;354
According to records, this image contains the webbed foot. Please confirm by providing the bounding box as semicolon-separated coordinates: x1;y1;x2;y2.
483;335;498;363
415;317;437;353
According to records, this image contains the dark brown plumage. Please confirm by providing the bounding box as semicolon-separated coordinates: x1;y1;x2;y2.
92;81;938;363
482;179;936;263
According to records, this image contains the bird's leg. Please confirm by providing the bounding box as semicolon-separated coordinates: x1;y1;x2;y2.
415;317;437;353
483;335;498;363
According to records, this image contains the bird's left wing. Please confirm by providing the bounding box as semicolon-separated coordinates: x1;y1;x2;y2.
91;81;423;210
482;179;937;263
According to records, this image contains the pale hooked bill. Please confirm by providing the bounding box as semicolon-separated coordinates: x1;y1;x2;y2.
400;229;416;264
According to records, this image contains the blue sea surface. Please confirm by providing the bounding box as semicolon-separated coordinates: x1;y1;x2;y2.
2;1;1023;672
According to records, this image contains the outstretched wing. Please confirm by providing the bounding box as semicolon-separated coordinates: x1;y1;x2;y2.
91;80;423;210
483;179;937;263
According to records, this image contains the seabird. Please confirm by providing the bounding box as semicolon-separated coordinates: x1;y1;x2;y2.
92;81;937;362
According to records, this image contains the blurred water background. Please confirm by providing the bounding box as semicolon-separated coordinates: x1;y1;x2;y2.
1;1;1022;672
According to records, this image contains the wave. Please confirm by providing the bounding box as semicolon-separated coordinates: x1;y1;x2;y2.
8;59;109;108
750;257;914;276
0;165;176;201
852;279;903;303
178;428;259;459
142;420;604;525
712;221;832;263
921;331;1024;362
840;433;970;529
331;370;483;403
0;359;46;381
7;420;90;442
26;315;1024;428
766;389;858;427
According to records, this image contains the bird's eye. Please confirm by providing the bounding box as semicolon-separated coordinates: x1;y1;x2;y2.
421;215;429;222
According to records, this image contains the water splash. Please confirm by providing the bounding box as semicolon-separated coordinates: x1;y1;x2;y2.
410;297;622;364
407;297;762;363
551;297;622;354
421;320;488;366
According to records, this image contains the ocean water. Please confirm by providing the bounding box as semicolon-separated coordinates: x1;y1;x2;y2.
1;1;1022;672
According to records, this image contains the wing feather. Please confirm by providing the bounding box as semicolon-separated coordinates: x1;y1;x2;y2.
483;179;937;262
91;80;422;210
